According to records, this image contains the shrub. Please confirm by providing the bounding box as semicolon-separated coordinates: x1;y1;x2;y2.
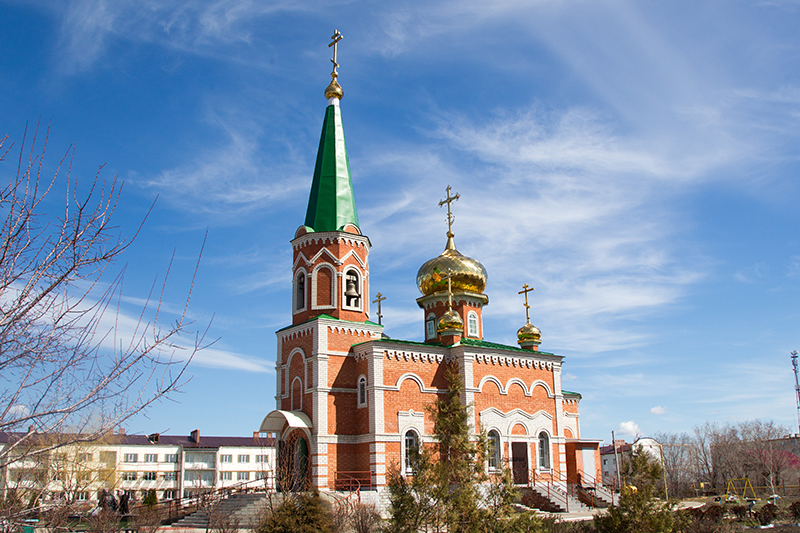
254;491;334;533
728;505;747;521
790;501;800;521
350;503;382;533
757;503;778;526
703;504;724;523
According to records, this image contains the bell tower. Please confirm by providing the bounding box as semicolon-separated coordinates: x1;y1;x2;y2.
290;31;370;325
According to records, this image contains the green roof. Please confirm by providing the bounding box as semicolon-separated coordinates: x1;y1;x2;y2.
276;313;379;333
562;390;582;397
304;104;359;232
461;338;556;356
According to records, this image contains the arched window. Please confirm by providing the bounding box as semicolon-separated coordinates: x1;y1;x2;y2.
488;430;501;470
538;432;550;469
358;376;367;407
467;311;479;337
404;430;419;474
425;314;436;340
314;265;335;308
291;377;303;411
295;272;306;312
343;269;362;309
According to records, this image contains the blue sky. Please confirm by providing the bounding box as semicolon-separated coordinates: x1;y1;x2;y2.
1;0;799;443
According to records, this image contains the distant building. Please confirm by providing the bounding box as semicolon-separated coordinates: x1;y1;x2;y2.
0;429;275;505
599;437;662;487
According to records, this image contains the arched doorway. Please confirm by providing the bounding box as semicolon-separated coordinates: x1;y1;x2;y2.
278;430;309;492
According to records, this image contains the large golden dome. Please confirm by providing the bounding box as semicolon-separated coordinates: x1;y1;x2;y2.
417;233;488;296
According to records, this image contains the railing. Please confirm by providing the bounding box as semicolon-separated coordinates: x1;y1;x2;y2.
529;470;570;512
331;471;365;515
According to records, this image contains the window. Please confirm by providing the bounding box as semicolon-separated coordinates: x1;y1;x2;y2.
144;454;158;463
488;430;501;470
123;453;138;463
164;472;177;481
78;453;92;462
538;432;551;469
426;314;436;339
220;472;232;481
358;376;367;407
76;491;89;501
220;454;232;463
163;490;176;500
467;311;479;337
343;269;361;308
143;472;157;481
238;454;250;463
256;471;269;480
100;451;116;464
165;454;178;463
295;272;306;311
124;490;136;499
123;472;137;481
237;472;250;481
78;472;92;482
404;430;419;474
255;455;269;463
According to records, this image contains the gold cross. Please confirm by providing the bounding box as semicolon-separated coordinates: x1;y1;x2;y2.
372;292;386;325
443;271;455;310
438;185;460;235
518;283;535;323
328;30;343;75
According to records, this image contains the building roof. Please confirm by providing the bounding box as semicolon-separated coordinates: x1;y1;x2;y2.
0;431;275;448
304;104;359;233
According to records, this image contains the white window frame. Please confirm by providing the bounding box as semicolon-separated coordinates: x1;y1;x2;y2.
467;310;479;338
143;472;157;481
220;471;232;481
488;430;501;471
357;375;367;407
165;454;178;463
425;313;437;340
403;429;420;475
538;431;551;470
220;454;232;463
164;472;177;481
294;269;307;313
144;454;158;463
311;263;337;310
238;454;250;463
123;453;138;463
341;268;363;311
237;471;250;481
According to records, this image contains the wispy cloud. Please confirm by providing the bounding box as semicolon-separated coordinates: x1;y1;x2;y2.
650;405;666;415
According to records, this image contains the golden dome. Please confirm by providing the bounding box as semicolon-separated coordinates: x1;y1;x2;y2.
325;77;343;100
517;322;541;343
417;234;488;296
438;309;463;332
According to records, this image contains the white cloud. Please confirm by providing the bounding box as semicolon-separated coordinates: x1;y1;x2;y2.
650;406;666;415
618;420;640;438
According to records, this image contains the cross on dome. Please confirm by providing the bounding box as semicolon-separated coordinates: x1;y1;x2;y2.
329;30;343;76
438;185;460;237
519;283;535;323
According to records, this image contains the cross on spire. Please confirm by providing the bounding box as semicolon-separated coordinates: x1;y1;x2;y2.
443;271;455;310
519;283;535;323
329;30;343;76
372;292;386;325
438;185;460;236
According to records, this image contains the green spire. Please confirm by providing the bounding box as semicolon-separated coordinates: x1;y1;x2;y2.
304;104;359;232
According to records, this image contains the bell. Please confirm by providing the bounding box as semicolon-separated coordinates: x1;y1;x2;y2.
345;279;359;298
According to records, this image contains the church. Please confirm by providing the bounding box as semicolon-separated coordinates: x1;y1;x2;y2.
259;31;601;501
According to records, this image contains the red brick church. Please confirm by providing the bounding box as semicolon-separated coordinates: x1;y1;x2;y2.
260;34;601;498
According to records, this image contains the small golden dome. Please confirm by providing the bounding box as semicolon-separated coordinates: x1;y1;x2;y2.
325;77;343;100
417;234;488;296
438;309;463;332
517;322;541;343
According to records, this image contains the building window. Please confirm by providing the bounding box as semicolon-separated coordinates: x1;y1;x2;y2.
220;454;232;463
164;472;177;481
220;472;232;481
467;311;479;337
404;430;419;474
165;454;178;463
488;430;501;470
255;455;269;463
358;376;367;407
538;432;551;469
426;314;436;340
295;272;306;312
123;454;138;463
76;492;89;501
238;455;250;463
256;471;269;480
78;453;92;462
163;490;176;500
144;454;158;463
143;472;157;481
237;472;250;481
343;269;362;309
123;472;137;481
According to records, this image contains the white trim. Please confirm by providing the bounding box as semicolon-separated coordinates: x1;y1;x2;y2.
311;263;337;310
357;374;367;408
293;268;308;313
466;310;479;337
341;267;364;311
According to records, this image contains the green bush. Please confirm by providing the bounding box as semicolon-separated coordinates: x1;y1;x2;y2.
142;490;157;508
254;491;334;533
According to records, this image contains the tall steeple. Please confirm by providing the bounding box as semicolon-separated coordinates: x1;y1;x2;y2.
304;29;359;233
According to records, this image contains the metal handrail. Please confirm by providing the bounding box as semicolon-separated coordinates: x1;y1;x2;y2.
331;472;362;514
529;469;570;512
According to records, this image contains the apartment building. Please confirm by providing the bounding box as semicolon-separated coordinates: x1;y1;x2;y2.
0;429;276;504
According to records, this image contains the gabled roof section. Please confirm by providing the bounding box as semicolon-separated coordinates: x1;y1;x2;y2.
304;104;359;233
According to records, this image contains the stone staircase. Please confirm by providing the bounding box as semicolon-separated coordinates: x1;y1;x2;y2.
170;492;273;529
523;482;591;513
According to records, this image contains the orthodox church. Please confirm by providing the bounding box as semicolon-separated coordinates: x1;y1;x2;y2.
260;32;600;499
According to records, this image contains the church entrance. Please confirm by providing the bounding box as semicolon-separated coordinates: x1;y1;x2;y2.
511;442;529;484
277;431;309;492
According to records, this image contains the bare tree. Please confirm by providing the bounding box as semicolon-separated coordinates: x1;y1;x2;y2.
0;125;206;490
